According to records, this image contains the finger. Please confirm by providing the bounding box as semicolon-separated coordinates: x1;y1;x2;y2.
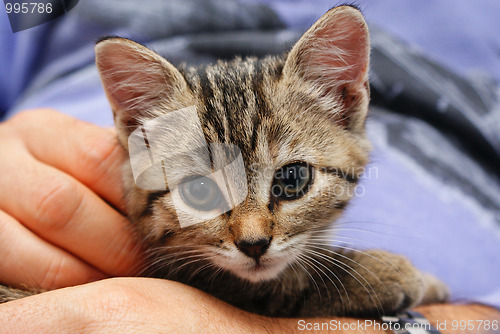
7;109;127;213
0;210;107;290
0;143;143;277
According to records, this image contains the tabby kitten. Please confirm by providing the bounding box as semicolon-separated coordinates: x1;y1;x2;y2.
0;6;448;316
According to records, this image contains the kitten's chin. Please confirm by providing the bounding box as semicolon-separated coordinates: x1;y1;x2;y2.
233;261;289;283
212;256;290;283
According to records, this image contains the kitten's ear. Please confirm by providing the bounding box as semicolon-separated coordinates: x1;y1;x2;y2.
95;37;188;146
283;6;370;131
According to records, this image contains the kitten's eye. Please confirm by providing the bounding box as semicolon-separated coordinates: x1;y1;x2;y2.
179;176;222;211
272;162;313;200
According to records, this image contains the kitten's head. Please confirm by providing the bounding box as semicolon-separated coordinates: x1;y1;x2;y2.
96;6;370;282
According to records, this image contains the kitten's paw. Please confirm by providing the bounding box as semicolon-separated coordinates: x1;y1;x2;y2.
420;272;449;305
347;250;444;315
368;250;425;314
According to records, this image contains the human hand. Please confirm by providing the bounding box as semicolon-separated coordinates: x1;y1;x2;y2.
1;277;497;334
0;109;143;290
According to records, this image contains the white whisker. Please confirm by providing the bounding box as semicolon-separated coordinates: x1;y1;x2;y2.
294;248;349;314
302;246;384;315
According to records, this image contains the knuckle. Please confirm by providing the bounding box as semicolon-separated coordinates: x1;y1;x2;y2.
6;110;34;126
86;279;142;316
38;256;67;289
34;177;82;232
0;211;16;244
79;131;121;182
7;109;58;126
105;237;138;276
1;109;58;141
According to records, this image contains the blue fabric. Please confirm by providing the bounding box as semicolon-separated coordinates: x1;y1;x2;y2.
1;0;499;310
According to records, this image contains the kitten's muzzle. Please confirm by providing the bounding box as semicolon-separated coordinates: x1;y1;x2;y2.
235;237;272;261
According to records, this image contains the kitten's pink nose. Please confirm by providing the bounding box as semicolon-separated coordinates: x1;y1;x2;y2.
235;237;271;261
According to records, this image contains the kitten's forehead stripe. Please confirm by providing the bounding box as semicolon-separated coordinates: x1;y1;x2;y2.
182;58;282;167
210;61;249;151
206;67;228;143
195;66;214;100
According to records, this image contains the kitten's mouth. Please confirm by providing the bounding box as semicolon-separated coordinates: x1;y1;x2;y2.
237;260;283;282
213;254;293;283
249;262;268;271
